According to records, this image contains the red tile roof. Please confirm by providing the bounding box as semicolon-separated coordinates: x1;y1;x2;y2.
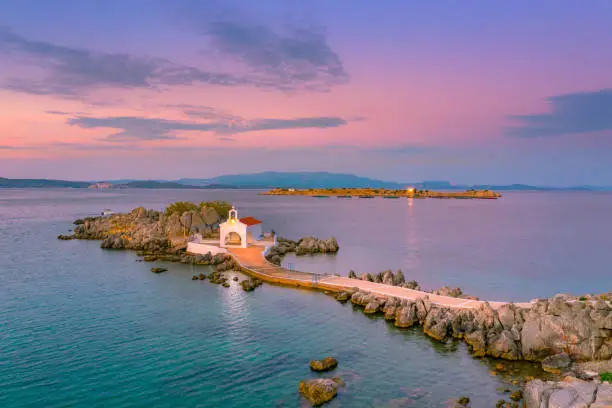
240;216;262;226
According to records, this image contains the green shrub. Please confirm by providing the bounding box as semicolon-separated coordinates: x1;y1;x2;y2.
601;372;612;382
579;296;587;301
199;201;232;217
164;201;199;217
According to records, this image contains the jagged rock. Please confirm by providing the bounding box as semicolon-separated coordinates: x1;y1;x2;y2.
57;234;74;240
364;300;383;314
433;286;464;298
151;267;167;273
394;302;418;328
335;291;352;302
380;269;394;285
222;282;230;288
383;298;400;320
198;273;206;280
295;236;340;256
298;378;342;406
240;278;262;292
524;377;603;408
309;356;338;372
541;353;572;374
423;307;452;341
192;275;199;280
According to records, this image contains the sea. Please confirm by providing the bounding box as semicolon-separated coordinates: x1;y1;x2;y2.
1;188;611;407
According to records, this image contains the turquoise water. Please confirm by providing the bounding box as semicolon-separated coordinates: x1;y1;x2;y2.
1;189;607;407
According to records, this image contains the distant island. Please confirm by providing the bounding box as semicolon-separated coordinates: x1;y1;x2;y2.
261;187;501;199
1;172;611;191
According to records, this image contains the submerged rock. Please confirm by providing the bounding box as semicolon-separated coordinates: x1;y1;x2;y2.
298;378;342;406
240;278;263;292
541;353;572;374
151;267;168;273
309;356;338;372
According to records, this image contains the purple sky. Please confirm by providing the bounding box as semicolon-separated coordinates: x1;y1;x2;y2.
1;0;611;185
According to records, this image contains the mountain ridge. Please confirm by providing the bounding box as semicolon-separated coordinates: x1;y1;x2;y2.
1;173;611;191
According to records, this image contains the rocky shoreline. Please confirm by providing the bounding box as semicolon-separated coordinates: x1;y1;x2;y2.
331;288;612;366
265;236;339;265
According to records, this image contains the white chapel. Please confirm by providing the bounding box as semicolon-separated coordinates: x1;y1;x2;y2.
219;206;263;248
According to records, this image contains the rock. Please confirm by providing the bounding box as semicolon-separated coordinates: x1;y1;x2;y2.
57;234;74;240
335;292;351;302
380;269;394;285
394;302;418;328
509;390;522;401
233;276;239;281
456;396;470;406
309;356;338;372
240;278;262;292
192;275;198;280
541;353;572;374
383;298;399;320
222;282;230;288
348;270;357;279
523;378;603;408
150;267;168;273
433;286;464;298
198;273;206;280
298;378;341;406
364;300;383;314
423;307;452;342
403;280;421;290
295;236;340;256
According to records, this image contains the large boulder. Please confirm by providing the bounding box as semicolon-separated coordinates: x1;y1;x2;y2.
298;378;343;406
380;270;394;285
524;378;605;408
394;302;418;328
200;206;221;225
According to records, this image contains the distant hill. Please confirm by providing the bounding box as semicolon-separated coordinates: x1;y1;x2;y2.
1;174;611;191
0;177;89;188
118;180;238;189
179;172;406;189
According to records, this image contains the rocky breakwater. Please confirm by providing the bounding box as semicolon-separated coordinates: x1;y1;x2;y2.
265;236;339;266
340;291;612;364
347;269;479;300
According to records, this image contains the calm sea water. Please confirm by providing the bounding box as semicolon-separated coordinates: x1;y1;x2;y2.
1;189;609;407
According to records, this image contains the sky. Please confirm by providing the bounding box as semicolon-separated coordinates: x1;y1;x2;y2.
1;0;612;185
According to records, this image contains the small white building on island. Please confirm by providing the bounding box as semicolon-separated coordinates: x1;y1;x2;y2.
187;206;274;255
219;207;263;248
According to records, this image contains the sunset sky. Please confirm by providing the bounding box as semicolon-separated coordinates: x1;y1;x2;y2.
1;0;612;185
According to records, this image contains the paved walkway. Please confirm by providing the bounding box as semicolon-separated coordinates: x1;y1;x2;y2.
228;246;532;310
